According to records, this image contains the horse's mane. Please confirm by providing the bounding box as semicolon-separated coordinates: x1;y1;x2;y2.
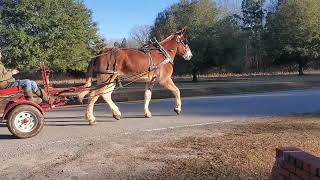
160;35;175;45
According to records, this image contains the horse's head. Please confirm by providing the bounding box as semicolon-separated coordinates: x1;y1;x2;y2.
175;27;193;60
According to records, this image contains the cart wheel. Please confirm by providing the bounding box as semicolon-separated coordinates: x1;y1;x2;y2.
7;105;44;139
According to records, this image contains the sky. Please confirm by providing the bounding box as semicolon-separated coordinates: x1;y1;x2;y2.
83;0;179;40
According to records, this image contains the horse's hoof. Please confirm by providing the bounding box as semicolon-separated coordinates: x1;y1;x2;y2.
113;114;121;120
174;108;181;115
145;113;152;118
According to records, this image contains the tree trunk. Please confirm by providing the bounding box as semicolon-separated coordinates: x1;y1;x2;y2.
298;62;304;76
192;71;198;82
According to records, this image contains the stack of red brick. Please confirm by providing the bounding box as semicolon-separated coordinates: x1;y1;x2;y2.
272;147;320;180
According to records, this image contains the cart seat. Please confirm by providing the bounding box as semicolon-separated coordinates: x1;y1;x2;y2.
0;87;22;97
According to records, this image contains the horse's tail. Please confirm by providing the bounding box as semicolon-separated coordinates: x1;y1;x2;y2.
78;57;97;103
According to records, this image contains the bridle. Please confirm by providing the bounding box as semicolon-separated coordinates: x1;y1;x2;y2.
176;35;190;56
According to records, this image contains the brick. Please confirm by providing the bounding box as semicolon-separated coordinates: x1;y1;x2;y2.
303;163;312;174
279;167;290;177
278;175;287;180
276;147;302;158
274;148;320;179
310;166;320;177
290;173;303;180
311;175;320;180
281;161;296;174
295;167;310;180
287;150;320;176
301;160;320;176
295;159;304;170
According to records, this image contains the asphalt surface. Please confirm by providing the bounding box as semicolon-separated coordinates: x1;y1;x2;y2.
0;88;320;179
1;88;320;142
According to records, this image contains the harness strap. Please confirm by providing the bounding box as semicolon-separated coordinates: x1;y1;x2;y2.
150;38;173;64
97;70;118;74
147;52;157;71
96;48;118;75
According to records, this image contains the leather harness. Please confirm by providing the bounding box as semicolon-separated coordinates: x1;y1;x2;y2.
97;38;172;76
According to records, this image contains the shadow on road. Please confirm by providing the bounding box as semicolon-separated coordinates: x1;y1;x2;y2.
0;124;16;140
0;123;5;128
44;114;177;126
45;115;113;120
45;124;90;127
45;116;84;120
45;115;116;126
123;114;176;119
0;135;16;140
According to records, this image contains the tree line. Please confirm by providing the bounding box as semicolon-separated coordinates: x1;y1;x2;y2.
150;0;320;81
1;0;320;81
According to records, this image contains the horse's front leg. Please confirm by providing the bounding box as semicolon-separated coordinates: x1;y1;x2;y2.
160;79;181;115
101;83;121;120
85;92;100;125
144;82;154;118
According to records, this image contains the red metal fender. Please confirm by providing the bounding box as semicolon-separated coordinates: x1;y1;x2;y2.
2;100;45;121
0;87;22;96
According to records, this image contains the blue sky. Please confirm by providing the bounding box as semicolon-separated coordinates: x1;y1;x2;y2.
83;0;179;40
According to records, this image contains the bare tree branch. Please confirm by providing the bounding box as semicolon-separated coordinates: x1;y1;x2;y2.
129;25;151;46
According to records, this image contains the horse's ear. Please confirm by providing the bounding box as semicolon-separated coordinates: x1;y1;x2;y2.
176;26;188;35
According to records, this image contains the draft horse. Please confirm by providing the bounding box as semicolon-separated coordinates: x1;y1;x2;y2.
79;27;193;125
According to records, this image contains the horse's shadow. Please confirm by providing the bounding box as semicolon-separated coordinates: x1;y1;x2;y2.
124;114;176;119
45;115;115;126
45;114;177;126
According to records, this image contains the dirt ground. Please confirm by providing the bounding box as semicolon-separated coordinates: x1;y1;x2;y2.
152;115;320;179
2;114;319;179
105;115;320;180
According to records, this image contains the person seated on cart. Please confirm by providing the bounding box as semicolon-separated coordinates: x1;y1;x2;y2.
0;52;51;104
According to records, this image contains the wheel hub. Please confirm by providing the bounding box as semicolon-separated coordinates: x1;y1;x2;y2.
14;111;37;133
22;118;30;125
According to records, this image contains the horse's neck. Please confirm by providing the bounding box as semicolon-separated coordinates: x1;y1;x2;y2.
160;39;177;59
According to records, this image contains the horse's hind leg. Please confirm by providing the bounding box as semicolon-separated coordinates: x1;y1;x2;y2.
101;84;121;120
85;92;99;125
144;82;154;118
160;79;181;115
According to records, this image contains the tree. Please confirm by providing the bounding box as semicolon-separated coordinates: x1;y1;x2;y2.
239;0;265;71
207;16;246;73
151;0;218;81
0;0;105;72
129;25;151;46
264;0;320;75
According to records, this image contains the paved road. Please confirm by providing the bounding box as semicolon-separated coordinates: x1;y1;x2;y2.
1;88;320;144
1;88;320;179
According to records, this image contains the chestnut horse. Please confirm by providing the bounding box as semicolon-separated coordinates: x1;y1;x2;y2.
79;27;192;125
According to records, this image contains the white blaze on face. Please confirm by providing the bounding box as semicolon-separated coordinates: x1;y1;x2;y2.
184;45;193;60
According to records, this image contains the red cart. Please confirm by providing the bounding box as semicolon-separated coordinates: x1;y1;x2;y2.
0;63;87;138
